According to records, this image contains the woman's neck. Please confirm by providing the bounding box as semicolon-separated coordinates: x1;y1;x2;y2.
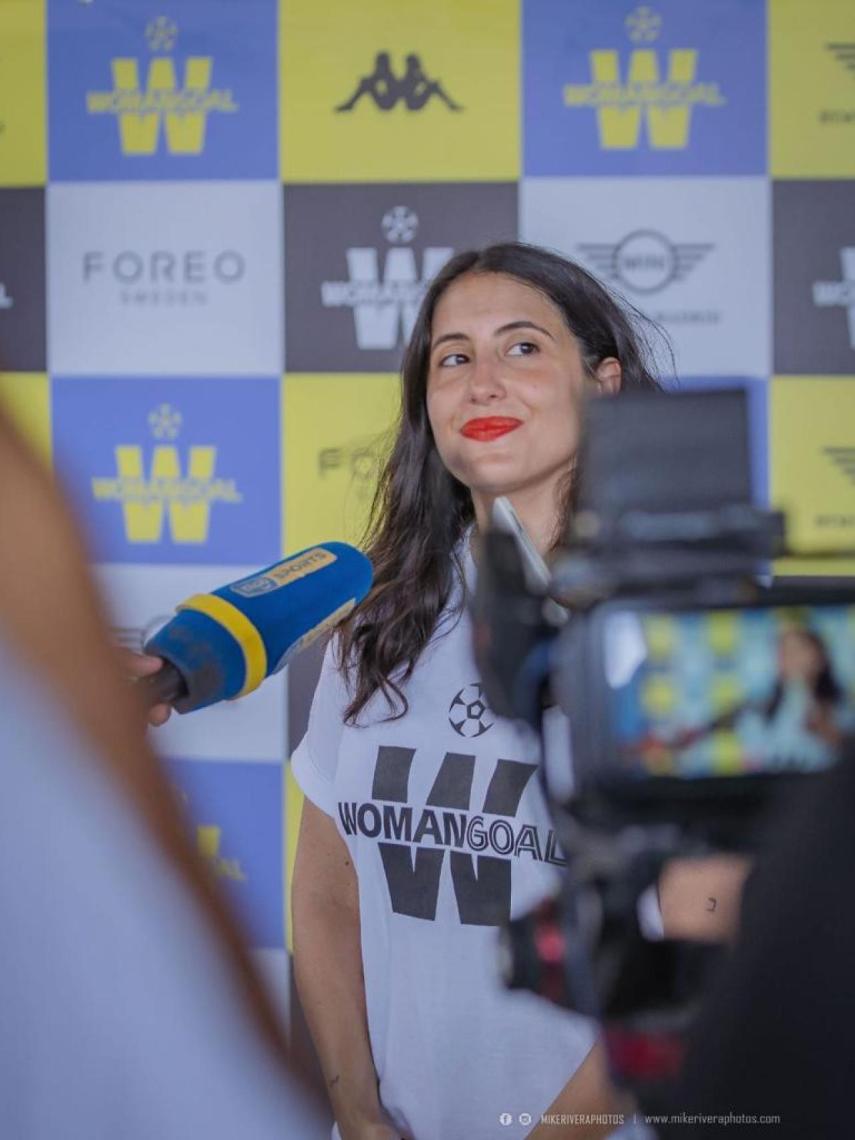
470;486;561;558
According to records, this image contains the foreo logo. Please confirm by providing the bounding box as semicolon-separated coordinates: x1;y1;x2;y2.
577;229;712;294
320;208;453;350
90;402;242;545
563;4;726;150
813;247;855;348
85;15;239;155
82;247;245;307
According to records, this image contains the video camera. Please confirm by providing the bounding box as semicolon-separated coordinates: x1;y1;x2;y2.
473;388;855;1107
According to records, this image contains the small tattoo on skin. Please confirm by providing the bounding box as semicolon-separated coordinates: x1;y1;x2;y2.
706;897;717;912
329;1074;341;1088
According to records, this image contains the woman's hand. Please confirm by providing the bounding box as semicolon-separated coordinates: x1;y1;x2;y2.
118;649;172;727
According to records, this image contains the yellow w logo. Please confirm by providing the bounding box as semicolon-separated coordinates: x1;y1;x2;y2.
87;56;238;155
564;48;724;150
91;444;242;545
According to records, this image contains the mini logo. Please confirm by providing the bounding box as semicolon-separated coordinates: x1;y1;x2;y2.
0;281;13;309
449;683;494;739
577;229;713;294
196;824;247;882
82;247;245;308
335;52;463;113
90;402;242;545
812;247;855;348
85;16;239;156
564;4;726;150
320;208;453;350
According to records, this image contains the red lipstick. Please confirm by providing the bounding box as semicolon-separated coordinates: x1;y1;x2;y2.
461;416;522;442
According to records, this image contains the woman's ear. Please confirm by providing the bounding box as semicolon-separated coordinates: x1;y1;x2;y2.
593;356;622;395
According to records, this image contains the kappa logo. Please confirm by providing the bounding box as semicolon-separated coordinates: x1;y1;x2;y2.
827;42;855;78
813;247;855;348
91;402;242;545
820;44;855;125
320;207;453;350
196;824;248;883
563;4;726;150
339;747;566;925
0;281;12;310
85;15;239;156
824;447;855;488
449;682;494;738
335;52;463;113
577;229;713;295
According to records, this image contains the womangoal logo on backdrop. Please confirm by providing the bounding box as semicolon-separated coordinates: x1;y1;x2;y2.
47;0;277;180
523;0;766;176
51;377;281;565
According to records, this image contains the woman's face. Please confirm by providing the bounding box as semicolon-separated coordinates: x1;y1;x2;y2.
778;630;825;683
425;271;620;511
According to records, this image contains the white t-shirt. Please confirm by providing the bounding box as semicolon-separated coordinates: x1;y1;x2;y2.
292;542;596;1140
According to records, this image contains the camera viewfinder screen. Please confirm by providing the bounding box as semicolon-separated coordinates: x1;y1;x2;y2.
606;605;855;778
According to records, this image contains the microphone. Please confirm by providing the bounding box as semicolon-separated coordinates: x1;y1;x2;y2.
139;542;372;713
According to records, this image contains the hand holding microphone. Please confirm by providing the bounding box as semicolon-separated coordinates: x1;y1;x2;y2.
124;542;373;725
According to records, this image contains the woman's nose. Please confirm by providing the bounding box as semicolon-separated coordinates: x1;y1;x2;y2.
467;357;506;402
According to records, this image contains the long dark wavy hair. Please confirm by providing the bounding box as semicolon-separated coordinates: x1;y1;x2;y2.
765;629;843;721
338;242;664;723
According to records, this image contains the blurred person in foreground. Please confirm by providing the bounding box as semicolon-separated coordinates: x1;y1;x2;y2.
0;404;323;1139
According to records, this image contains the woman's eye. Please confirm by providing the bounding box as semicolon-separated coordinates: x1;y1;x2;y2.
508;341;538;357
439;352;468;367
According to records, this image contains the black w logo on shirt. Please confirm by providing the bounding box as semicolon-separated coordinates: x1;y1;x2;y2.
365;746;537;926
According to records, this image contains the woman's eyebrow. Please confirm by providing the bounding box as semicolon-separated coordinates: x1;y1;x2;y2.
494;320;555;340
431;319;555;353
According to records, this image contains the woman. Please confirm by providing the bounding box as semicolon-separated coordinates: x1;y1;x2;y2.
291;243;665;1140
753;626;852;768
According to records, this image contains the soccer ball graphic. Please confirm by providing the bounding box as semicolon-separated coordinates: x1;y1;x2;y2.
448;683;494;738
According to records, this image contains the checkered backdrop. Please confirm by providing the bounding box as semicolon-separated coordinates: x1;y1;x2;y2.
1;0;854;1036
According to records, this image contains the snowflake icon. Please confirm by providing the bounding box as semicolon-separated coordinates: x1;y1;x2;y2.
146;16;179;53
148;403;183;441
382;206;419;245
626;5;662;44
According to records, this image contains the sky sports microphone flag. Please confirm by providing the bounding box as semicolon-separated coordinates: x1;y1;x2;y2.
142;543;373;713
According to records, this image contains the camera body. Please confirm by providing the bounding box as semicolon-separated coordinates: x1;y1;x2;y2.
474;388;855;1102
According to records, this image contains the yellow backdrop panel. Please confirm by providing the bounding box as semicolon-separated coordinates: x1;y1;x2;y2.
0;372;51;464
771;376;855;575
0;0;46;186
281;0;519;182
770;0;855;178
282;372;401;554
